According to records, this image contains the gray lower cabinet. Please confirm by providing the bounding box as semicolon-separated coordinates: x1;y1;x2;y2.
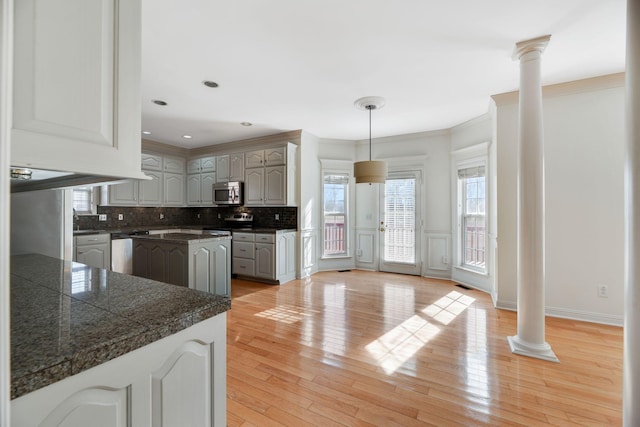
232;231;296;284
74;234;111;269
133;238;231;295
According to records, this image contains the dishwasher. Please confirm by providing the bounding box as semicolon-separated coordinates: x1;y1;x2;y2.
111;230;149;274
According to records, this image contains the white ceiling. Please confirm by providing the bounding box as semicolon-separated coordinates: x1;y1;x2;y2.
141;0;626;148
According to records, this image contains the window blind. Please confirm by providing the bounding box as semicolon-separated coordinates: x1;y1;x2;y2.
458;166;486;179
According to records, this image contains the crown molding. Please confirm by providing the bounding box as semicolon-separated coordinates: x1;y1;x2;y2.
189;130;302;157
142;139;190;157
491;72;625;107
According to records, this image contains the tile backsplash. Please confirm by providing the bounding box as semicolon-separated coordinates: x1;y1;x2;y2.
76;206;298;230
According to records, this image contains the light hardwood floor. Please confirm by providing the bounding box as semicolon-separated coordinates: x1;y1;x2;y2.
227;270;623;426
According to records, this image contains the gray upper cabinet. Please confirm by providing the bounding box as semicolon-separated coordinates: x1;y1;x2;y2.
11;0;145;181
164;173;185;206
244;143;297;206
139;170;163;206
163;156;185;174
141;153;162;171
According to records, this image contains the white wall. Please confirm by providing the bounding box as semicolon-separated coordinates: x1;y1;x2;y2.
493;75;625;325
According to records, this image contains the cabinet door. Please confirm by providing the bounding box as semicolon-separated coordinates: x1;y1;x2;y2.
164;173;185;206
32;387;129;427
245;168;264;205
166;246;188;287
187;174;202;205
229;153;245;181
190;246;213;293
109;180;138;205
264;166;286;205
151;342;212;427
164;156;185;174
216;155;229;182
201;173;216;204
212;241;231;295
76;243;109;269
12;0;143;180
142;153;163;171
187;159;201;174
201;156;216;172
139;170;163;206
245;150;264;168
255;243;275;279
264;147;286;166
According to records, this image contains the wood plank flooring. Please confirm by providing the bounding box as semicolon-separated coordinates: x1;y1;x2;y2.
227;270;623;426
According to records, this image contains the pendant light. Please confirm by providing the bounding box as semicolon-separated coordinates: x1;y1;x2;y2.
353;96;387;184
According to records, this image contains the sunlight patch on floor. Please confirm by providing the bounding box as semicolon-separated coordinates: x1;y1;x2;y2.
422;290;476;325
365;315;440;375
254;305;311;324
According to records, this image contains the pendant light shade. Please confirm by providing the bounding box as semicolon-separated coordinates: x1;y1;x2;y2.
353;96;386;184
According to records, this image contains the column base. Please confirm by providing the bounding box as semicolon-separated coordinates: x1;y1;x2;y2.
508;335;559;363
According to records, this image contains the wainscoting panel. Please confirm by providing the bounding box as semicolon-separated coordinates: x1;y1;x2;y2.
300;229;317;278
425;232;451;279
356;228;377;270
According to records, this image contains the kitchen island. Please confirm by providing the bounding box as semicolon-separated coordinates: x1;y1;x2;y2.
10;254;229;426
132;232;231;296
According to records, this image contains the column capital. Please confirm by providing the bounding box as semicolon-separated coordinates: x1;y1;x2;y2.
512;35;551;60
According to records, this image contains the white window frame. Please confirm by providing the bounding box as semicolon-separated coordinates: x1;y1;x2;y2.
320;159;353;259
451;143;489;276
72;186;99;215
458;165;487;272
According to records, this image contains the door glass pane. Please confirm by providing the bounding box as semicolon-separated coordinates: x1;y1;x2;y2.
384;178;416;264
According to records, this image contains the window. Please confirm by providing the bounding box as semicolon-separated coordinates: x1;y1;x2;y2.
383;177;416;264
323;172;349;257
458;166;486;271
73;187;95;215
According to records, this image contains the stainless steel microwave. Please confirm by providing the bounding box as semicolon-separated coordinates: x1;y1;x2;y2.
213;181;243;205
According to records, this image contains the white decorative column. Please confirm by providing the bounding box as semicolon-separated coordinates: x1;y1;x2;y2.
507;35;558;362
625;1;640;425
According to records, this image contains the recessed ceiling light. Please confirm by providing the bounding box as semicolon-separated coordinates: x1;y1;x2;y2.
203;81;219;88
240;122;252;127
142;130;151;135
152;99;167;106
182;135;193;139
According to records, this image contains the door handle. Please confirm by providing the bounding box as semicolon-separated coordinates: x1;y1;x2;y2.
379;227;385;232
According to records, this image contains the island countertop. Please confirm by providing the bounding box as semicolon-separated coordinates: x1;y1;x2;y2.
10;253;231;399
130;232;232;244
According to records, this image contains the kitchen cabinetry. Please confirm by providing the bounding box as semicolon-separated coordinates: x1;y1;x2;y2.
11;313;227;427
11;0;145;181
188;156;216;206
216;153;244;183
74;233;111;269
187;156;216;174
244;143;297;206
255;234;275;280
232;231;297;284
133;236;231;295
108;153;186;206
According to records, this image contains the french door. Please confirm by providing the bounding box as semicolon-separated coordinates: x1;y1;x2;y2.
379;171;421;275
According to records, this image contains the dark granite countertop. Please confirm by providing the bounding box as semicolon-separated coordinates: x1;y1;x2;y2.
131;232;231;244
10;254;231;399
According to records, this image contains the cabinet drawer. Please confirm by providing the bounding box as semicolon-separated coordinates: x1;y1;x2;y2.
75;233;110;246
233;232;255;242
233;257;255;276
233;241;255;259
254;233;275;243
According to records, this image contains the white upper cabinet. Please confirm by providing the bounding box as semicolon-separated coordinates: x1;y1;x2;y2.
244;143;297;206
142;153;163;171
216;153;244;183
163;157;185;174
188;156;216;174
11;0;146;180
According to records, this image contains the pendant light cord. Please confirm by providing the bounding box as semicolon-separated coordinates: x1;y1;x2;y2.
368;106;372;161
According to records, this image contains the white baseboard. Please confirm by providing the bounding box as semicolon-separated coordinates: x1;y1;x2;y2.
494;300;623;327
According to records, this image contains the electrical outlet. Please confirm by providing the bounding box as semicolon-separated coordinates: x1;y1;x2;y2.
217;213;221;219
275;214;280;220
598;284;608;298
118;214;124;221
98;214;107;221
159;213;165;220
197;213;201;219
